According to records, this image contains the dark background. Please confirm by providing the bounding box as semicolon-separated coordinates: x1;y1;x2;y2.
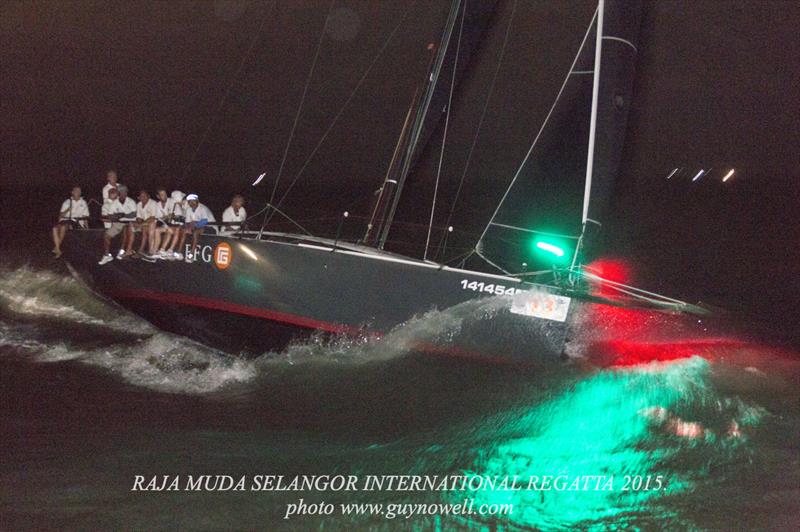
2;1;799;335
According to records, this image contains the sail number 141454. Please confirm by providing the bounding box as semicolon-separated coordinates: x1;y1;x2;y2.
460;279;522;295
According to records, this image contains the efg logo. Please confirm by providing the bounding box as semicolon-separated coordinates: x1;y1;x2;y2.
214;242;232;270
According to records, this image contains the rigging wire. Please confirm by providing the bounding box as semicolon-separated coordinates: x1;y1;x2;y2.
265;2;415;225
424;0;466;262
435;0;519;260
180;1;275;184
472;6;599;257
268;0;336;209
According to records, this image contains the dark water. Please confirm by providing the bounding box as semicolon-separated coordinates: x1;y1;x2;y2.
1;249;799;529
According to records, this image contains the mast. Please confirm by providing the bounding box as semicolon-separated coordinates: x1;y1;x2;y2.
363;90;419;246
376;0;463;250
581;0;604;227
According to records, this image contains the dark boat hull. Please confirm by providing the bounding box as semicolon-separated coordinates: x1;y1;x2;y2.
62;230;573;360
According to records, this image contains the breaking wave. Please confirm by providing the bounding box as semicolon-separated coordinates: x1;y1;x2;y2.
0;265;547;394
0;265;152;334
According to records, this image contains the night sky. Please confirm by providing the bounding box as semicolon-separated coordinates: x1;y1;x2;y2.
1;1;799;327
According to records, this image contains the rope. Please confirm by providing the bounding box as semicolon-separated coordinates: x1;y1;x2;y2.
266;2;414;224
268;0;336;208
436;0;519;260
424;0;466;261
473;6;598;250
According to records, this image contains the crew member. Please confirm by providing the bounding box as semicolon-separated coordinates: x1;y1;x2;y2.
149;187;173;258
126;190;158;260
161;190;186;260
221;194;246;235
183;193;215;263
114;185;137;259
98;187;122;265
51;186;89;258
101;169;121;201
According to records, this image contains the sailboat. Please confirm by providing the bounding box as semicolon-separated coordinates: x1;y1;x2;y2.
62;0;702;359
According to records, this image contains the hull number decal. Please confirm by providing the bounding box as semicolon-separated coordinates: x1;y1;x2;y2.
460;279;521;295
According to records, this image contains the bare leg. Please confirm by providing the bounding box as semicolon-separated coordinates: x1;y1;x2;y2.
137;223;149;254
125;225;135;253
171;228;187;253
52;224;66;256
103;232;112;255
51;225;60;254
149;226;160;254
159;227;173;252
191;228;201;255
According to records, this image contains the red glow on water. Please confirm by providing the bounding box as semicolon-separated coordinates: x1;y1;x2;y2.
590;337;746;367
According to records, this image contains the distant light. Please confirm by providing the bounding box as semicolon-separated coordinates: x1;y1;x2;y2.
239;244;258;261
665;168;679;180
722;169;735;182
447;226;453;233
251;173;266;186
536;241;564;257
343;211;349;218
691;169;705;182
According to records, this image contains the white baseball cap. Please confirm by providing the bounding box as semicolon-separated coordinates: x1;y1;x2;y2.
186;193;198;201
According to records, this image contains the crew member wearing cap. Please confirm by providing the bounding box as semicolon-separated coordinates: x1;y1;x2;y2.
51;186;89;258
221;194;247;235
182;193;215;263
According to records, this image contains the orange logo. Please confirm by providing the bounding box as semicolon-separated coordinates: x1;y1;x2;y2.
214;242;232;270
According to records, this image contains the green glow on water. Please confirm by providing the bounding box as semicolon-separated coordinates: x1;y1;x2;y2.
452;357;744;530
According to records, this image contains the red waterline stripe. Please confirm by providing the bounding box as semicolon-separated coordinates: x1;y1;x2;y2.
112;288;522;365
112;288;364;335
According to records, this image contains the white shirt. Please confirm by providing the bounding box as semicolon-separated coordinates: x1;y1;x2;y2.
221;206;246;231
114;197;137;222
59;198;90;227
101;199;116;228
102;182;123;201
154;199;170;221
184;203;216;224
136;199;159;221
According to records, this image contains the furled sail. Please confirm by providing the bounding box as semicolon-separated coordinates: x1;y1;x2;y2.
370;0;499;249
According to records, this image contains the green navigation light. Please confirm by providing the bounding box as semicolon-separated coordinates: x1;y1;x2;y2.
535;241;565;257
532;237;572;264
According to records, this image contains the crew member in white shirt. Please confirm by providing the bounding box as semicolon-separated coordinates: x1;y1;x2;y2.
160;190;186;260
51;186;89;258
107;185;137;261
98;187;123;265
221;194;247;235
182;193;215;263
125;190;159;260
101;169;121;202
149;187;173;258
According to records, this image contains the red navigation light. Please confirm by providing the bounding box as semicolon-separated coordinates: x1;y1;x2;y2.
584;258;633;297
